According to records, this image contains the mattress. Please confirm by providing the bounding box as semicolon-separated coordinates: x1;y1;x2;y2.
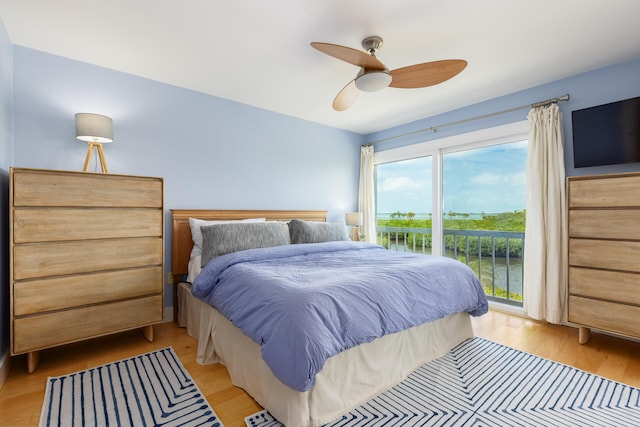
178;282;475;426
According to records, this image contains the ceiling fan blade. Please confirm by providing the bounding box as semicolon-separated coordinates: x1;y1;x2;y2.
311;42;386;70
389;59;467;88
333;80;359;111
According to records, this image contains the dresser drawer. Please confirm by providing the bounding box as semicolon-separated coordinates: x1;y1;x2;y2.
568;209;640;240
12;170;163;208
569;174;640;208
569;239;640;273
12;295;163;354
13;266;163;316
568;295;640;338
14;237;162;280
569;267;640;306
14;208;162;243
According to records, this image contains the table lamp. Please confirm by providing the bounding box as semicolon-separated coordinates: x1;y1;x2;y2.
75;113;113;173
346;212;363;241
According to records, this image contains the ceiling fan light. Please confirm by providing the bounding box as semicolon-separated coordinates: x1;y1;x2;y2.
355;70;392;92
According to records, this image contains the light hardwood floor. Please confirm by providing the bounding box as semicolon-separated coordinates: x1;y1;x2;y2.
1;309;639;427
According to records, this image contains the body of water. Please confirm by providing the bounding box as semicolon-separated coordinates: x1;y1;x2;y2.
377;212;504;220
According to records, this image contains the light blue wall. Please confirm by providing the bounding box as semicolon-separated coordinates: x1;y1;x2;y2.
11;46;364;312
368;58;640;177
0;17;12;375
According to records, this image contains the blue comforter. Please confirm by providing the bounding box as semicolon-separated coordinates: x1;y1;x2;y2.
192;241;488;392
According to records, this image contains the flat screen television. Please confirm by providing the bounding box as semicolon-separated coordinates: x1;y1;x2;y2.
571;96;640;168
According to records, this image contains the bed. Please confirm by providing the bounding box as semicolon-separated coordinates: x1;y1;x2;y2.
171;209;488;427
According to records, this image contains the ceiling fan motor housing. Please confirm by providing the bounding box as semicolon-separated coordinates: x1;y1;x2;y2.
362;36;384;54
355;36;391;92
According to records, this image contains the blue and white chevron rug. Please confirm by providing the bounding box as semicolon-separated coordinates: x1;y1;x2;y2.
246;337;640;427
39;347;222;427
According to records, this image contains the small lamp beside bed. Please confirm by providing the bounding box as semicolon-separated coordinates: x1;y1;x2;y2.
345;212;363;241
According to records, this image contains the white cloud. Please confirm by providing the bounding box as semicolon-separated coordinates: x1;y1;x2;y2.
382;176;425;192
471;171;526;186
471;172;504;185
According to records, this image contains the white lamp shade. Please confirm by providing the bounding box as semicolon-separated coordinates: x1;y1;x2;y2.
75;113;113;143
346;212;363;226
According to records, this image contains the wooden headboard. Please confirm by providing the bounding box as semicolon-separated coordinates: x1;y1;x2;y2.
170;209;328;278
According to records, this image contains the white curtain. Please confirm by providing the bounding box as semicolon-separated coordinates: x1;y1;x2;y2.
358;145;376;242
523;103;567;324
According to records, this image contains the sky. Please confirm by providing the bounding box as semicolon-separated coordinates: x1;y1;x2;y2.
376;140;528;215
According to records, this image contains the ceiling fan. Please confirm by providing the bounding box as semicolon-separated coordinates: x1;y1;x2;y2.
310;36;467;111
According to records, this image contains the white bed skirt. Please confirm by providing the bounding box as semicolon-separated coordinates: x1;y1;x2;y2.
178;282;474;427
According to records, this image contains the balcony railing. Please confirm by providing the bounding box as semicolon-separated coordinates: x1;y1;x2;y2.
376;226;524;307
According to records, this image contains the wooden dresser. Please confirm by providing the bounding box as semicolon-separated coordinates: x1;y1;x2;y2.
10;168;164;372
567;171;640;344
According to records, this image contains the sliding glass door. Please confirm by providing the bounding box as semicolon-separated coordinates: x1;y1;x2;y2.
374;122;528;306
442;142;527;305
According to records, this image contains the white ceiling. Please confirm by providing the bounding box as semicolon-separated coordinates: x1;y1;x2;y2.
1;0;640;135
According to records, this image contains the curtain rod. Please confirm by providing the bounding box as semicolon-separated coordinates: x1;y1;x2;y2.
367;93;570;145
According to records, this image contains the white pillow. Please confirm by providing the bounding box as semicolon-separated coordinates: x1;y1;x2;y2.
187;255;202;284
189;217;265;260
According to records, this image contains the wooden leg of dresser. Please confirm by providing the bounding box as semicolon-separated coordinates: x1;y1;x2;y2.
578;326;591;344
143;325;154;342
27;351;40;374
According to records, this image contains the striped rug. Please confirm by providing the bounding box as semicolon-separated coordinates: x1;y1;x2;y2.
246;337;640;427
39;347;222;427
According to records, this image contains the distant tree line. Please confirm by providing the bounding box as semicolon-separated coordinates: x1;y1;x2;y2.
378;210;526;258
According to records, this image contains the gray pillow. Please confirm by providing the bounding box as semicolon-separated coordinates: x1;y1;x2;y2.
188;217;265;259
288;219;349;244
201;222;290;266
